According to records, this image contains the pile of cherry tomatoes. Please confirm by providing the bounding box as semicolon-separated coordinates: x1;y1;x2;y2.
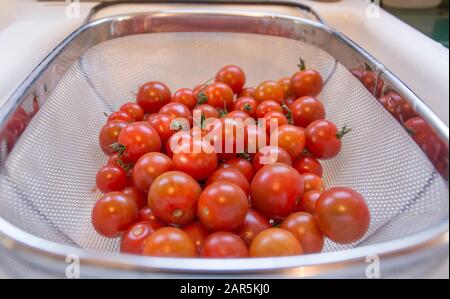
94;62;370;258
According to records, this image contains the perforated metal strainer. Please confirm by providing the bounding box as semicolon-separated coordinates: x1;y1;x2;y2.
0;5;448;278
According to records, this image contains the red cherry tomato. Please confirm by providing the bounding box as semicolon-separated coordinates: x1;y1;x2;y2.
215;65;246;94
132;152;173;193
294;191;321;214
252;146;292;172
263;111;289;135
254;81;285;104
271;124;305;160
204;82;234;110
200;232;249;258
315;187;370;244
120;102;144;122
301;173;324;193
290;96;326;128
138;206;165;228
193;104;220;120
238;87;256;98
378;92;417;123
122;186;147;209
250;163;304;219
99;120;127;155
172;138;218;181
107;111;133;123
292;155;323;177
172;88;197;110
159;102;192;121
219;157;255;183
245;124;268;154
226;110;251;121
198;182;249;231
142;227;197;257
120;221;159;254
249;228;303;257
208;118;247;160
234;97;258;119
182;221;210;254
92;192;139;238
305;120;348;160
147;113;177;144
206;168;250;195
277;77;293;99
117;121;161;162
255;100;283;119
281;212;324;254
148;171;202;226
165;130;191;158
137;81;172;113
290;68;323;98
235;209;271;246
96;164;128;193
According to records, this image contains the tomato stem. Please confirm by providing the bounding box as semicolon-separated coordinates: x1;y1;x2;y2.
336;125;352;139
237;152;251;161
282;104;294;125
103;112;109;118
196;92;208;105
297;58;306;71
243;103;252;111
109;142;126;157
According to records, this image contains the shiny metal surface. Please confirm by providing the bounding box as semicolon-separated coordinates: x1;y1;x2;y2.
0;9;448;278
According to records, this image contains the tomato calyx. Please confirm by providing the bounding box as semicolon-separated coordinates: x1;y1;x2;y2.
336;125;352;139
297;58;306;71
243;103;252;112
237;152;251;161
282;103;294;125
170;120;188;132
196;92;208;105
109;142;126;156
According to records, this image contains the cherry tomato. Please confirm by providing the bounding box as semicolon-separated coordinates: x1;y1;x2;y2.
122;186;147;209
159;102;192;121
226;110;251;121
200;232;249;258
252;146;292;172
378;92;417;123
165;130;191;158
284;96;296;108
290;96;326;128
249;228;303;257
360;70;384;98
301;173;324;193
218;157;254;182
99;120;127;155
209;118;247;160
147;113;177;144
235;209;271;246
292;155;323;177
290;68;323;98
255;81;285;104
305;120;348;160
271;124;305;160
172;138;218;181
277;77;293;99
117;121;161;162
96;164;128;193
281;212;324;254
172;88;197;110
142;227;196;257
245;124;268;154
198;182;249;231
193;104;220;120
132;152;173;193
137;81;172;113
255;100;283;119
119;102;144;122
182;221;210;253
120;221;159;254
238;87;256;98
204;82;234;110
250;163;304;219
92;192;139;238
215;65;246;94
206;168;250;195
148;171;202;226
294;191;321;214
138;206;165;228
107;153;122;166
234;97;257;119
107;111;133;123
263;111;289;135
193;83;207;98
315;187;370;244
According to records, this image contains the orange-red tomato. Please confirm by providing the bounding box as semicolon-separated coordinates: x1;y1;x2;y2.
218;157;255;182
249;228;303;257
255;100;283;119
305;120;347;160
263;111;289;135
122;186;147;209
281;212;324;254
215;65;246;94
120;221;160;254
117;121;162;162
172;88;197;110
200;232;249;258
271;124;305;160
138;206;165;228
159;102;192;122
292;155;323;177
277;77;293;99
120;102;144;122
238;87;256;98
294;191;321;214
96;164;128;193
234;97;258;119
204;82;234;110
99;120;127;155
137;81;172;113
132;152;173;193
291;69;323;98
254;81;285;104
206;168;250;195
290;96;326;128
182;221;210;254
107;111;133;123
252;145;292;172
235;209;271;246
301;173;324;193
142;227;197;257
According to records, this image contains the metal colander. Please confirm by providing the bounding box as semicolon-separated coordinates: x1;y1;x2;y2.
0;7;448;278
